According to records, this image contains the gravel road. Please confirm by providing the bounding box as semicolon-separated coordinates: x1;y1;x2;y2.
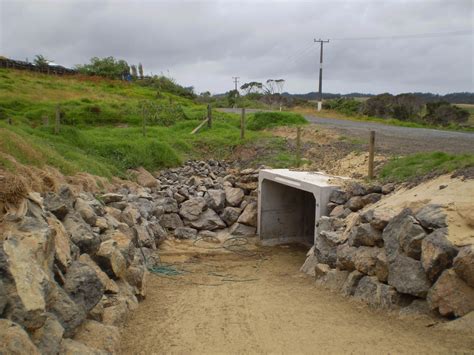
219;108;474;155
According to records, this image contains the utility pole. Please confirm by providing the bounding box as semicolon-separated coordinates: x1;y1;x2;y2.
314;39;329;111
232;76;240;92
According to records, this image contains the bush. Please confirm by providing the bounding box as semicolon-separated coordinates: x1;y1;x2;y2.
247;112;307;130
423;101;469;126
137;76;195;99
323;98;362;116
363;93;424;121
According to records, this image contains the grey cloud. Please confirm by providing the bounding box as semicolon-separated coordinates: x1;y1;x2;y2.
1;0;472;94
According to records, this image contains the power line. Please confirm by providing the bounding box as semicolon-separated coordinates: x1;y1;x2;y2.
330;29;472;41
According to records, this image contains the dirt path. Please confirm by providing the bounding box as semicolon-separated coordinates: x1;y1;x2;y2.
120;243;474;354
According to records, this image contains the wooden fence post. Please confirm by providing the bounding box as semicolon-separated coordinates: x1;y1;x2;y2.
368;130;375;179
207;104;212;128
240;108;246;139
54;105;60;134
296;126;301;167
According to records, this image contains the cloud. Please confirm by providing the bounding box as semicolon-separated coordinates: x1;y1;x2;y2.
1;0;472;94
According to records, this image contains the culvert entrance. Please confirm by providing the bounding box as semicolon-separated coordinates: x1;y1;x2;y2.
258;169;342;246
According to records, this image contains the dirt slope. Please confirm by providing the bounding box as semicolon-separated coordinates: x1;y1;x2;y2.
120;243;474;354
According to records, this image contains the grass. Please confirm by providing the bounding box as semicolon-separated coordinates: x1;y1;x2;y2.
0;69;294;177
247;111;308;130
290;106;474;132
379;152;474;182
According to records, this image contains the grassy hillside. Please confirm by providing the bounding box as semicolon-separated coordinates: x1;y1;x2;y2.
0;69;277;178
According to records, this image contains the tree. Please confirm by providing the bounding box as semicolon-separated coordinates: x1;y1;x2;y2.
423;101;469;126
131;65;138;78
138;63;144;79
226;90;240;108
34;54;50;68
75;56;130;79
240;82;263;95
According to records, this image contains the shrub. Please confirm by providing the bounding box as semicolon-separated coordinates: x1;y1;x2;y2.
423;101;469;126
247;112;307;130
323;98;362;116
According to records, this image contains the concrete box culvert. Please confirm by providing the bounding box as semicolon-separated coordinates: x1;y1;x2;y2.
258;169;344;246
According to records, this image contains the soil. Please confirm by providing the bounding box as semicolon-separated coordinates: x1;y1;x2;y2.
119;241;474;354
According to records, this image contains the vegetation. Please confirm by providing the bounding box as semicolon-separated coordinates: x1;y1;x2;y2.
247;112;307;130
75;56;130;78
379;152;474;182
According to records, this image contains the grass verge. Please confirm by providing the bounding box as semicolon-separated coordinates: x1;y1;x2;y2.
247;111;308;130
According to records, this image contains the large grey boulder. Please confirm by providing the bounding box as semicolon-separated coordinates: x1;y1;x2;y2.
221;207;242;226
353;247;383;276
348;223;383;247
229;223;256;237
315;230;346;268
31;313;64;355
415;204;447;230
388;254;431;297
421;228;458;282
95;240;127;279
63;212;101;254
100;193;124;204
427;269;474;317
224;186;245;207
48;285;86;337
340;270;364;297
158;213;184;230
329;189;348;204
120;205;141;227
237;202;257;227
0;319;41;355
43;193;69;220
75;198;97;226
453;245;474;288
78;254;119;294
179;197;207;221
315;268;349;292
205;189;226;212
156;197;178;213
174;227;198;239
336;243;356;271
64;261;105;312
354;276;406;310
0;279;6;315
133;224;155;249
345;196;365;212
185;209;226;230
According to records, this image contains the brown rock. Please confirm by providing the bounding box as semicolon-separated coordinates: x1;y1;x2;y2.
0;319;41;355
237;202;258;227
135;167;158;188
73;320;120;354
453;245;474;288
421;229;458;282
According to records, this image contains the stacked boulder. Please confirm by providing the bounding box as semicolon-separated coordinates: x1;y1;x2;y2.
0;160;259;354
155;160;258;239
302;182;474;320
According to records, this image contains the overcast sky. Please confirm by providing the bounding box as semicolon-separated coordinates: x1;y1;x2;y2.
1;0;473;94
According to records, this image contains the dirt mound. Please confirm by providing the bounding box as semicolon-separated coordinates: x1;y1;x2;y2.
326;151;387;178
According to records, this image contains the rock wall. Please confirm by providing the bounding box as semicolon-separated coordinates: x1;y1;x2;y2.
302;181;474;320
0;160;258;354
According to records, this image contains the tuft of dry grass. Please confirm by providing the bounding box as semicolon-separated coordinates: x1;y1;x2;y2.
0;170;29;204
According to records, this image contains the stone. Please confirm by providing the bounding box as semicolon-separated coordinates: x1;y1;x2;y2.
75;198;97;226
48;285;86;337
415;204;447;230
354;276;405;310
133;224;155;249
388;254;431;297
64;261;104;312
347;182;367;196
31;313;64;355
340;270;364;297
2;231;53;330
428;269;474;317
300;253;319;276
329;189;348;204
0;280;6;315
224;186;245;207
96;240;127;279
78;254;119;294
382;209;425;262
221;207;242;226
349;223;383;247
381;183;396;194
368;209;395;230
345;196;365;212
353;247;383;276
125;266;148;299
0;319;41;355
179;197;207;221
329;205;351;219
316;269;349;292
375;251;389;283
361;193;382;206
174;227;198;239
158;213;184;230
147;221;168;244
63;213;101;254
73;320;121;354
110;231;135;265
173;192;186;204
237;202;257;227
205;189;226;212
136;198;154;219
100;193;124;204
120;205;141;227
229;223;256;237
60;338;106;355
315;230;346;268
341;213;360;241
453;245;474;288
102;300;129;327
318;216;345;233
438;311;474;334
43;193;69;220
135;167;158;188
314;263;331;280
185;209;226;230
399;299;438;320
336;243;356;271
421;229;458;282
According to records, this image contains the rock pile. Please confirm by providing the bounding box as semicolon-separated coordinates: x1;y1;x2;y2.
302;182;474;320
0;160;259;354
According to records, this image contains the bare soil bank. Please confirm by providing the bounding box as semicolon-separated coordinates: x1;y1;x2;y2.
120;243;474;354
